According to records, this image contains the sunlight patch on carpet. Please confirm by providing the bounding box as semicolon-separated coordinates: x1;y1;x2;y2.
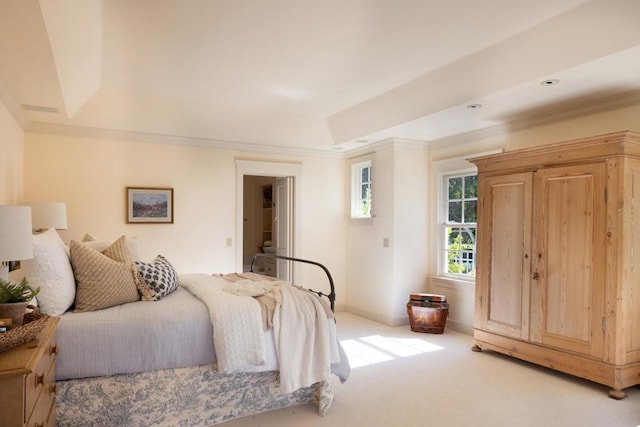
340;335;444;368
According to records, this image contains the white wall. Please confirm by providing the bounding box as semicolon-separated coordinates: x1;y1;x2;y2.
345;146;395;323
0;99;24;204
23;132;347;305
390;143;430;324
345;141;430;325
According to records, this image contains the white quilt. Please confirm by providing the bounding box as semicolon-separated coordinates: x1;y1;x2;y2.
179;273;338;393
179;274;266;372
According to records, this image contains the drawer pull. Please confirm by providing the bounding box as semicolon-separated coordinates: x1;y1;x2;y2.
49;344;58;355
34;423;44;427
49;383;58;395
34;372;45;387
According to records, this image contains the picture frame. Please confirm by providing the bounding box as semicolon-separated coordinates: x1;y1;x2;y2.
8;261;20;273
126;187;174;223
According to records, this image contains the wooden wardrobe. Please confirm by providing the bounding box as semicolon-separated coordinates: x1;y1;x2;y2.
470;131;640;399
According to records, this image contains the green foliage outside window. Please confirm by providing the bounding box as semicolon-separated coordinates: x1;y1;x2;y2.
360;186;372;216
446;227;476;275
445;174;477;277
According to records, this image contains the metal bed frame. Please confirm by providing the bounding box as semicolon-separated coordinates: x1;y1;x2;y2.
250;253;336;312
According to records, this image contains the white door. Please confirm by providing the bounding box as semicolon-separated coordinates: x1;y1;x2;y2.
275;176;293;281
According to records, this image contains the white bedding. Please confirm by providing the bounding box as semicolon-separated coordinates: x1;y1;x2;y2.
179;273;267;372
56;287;215;380
55;274;344;385
56;285;282;380
181;273;340;394
272;283;336;393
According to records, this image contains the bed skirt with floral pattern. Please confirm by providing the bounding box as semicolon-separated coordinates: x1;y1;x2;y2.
56;364;333;426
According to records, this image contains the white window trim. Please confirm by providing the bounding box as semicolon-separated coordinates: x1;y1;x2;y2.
350;158;373;219
441;170;477;279
437;167;477;281
429;149;502;292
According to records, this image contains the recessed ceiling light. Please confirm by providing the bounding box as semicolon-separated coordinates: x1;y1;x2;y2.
540;79;560;86
467;103;482;109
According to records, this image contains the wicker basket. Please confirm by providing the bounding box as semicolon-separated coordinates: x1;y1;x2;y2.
0;306;50;353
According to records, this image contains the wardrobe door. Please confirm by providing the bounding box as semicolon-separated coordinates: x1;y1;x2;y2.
530;163;606;358
475;172;532;340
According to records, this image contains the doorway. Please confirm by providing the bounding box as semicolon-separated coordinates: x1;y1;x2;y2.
242;176;293;280
242;175;276;274
235;160;301;281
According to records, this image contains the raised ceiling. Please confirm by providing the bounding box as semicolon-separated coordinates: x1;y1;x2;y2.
0;0;639;153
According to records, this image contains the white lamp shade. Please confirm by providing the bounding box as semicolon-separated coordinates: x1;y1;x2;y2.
0;205;34;261
23;201;68;230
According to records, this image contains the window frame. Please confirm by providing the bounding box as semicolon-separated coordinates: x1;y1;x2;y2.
350;159;373;219
440;169;478;280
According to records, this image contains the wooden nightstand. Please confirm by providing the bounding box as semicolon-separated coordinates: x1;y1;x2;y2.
0;317;59;427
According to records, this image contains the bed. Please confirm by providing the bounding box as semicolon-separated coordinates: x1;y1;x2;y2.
19;230;350;426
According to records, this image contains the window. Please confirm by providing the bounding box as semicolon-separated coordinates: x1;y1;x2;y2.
351;160;372;218
443;173;477;277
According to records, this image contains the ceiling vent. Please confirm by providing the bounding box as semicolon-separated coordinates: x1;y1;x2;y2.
21;104;59;114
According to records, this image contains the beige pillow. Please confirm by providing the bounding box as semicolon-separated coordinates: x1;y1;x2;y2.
70;237;140;312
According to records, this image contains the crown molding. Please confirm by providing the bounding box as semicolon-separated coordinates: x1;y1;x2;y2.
345;136;429;158
427;124;510;151
24;90;640;159
506;88;640;133
26;121;345;158
428;89;640;150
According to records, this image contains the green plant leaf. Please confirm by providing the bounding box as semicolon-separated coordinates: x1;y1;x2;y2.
0;277;40;303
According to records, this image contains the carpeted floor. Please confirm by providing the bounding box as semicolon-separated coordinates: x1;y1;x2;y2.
223;312;640;427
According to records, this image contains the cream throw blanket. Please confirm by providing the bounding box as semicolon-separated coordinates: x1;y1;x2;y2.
272;283;334;394
179;273;336;394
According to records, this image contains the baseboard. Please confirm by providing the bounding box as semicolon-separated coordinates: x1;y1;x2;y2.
444;319;473;336
340;305;472;333
342;305;398;326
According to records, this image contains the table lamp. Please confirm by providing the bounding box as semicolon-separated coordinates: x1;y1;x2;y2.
22;201;67;232
0;205;34;281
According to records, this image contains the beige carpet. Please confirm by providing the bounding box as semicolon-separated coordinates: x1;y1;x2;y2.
223;312;640;427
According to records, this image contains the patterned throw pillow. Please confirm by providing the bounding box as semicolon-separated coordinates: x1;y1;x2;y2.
134;255;179;301
70;237;140;312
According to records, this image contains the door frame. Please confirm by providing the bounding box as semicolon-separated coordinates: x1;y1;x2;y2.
235;160;302;276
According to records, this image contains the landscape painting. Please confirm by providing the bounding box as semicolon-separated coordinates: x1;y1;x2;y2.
127;187;173;223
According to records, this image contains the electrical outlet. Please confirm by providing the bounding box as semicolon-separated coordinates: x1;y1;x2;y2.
383;237;389;248
226;237;232;247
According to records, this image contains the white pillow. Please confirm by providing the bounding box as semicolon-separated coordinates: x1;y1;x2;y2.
21;228;76;315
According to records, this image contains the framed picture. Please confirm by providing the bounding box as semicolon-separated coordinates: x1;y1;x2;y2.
8;261;20;272
127;187;174;223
